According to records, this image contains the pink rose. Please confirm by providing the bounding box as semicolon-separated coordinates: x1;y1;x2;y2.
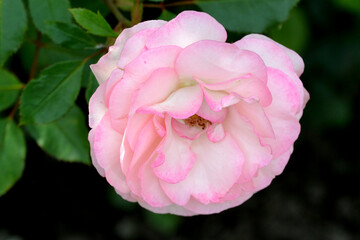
88;11;309;216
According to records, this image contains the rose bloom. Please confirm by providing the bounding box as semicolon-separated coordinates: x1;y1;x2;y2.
89;11;309;216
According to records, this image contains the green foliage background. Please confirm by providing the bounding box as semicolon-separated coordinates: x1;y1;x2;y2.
0;0;359;239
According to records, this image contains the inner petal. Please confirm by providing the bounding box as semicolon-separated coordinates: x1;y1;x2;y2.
172;115;210;140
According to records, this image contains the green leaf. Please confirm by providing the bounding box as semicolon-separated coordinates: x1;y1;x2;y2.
268;8;310;54
0;118;26;196
85;73;99;103
0;0;27;67
28;0;72;34
195;0;300;33
0;70;23;112
25;105;90;164
70;8;118;37
18;23;93;73
46;22;99;49
70;0;110;16
20;60;84;124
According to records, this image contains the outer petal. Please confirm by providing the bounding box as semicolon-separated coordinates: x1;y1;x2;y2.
296;88;310;120
160;133;244;205
265;67;300;115
88;128;105;176
104;68;123;106
117;28;159;69
152;116;196;184
223;108;272;185
139;85;203;119
239;34;304;76
90;20;166;84
234;35;305;113
137;201;195;216
263;68;302;157
139;154;173;207
183;193;253;215
89;82;106;129
125;118;162;197
146;11;227;49
263;114;300;158
93;112;129;194
124;113;152;150
247;147;294;194
235;35;298;77
176;40;267;84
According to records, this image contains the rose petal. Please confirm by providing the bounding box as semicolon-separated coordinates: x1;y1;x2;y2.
239;34;304;76
153;115;166;137
202;88;228;112
223;108;272;184
117;28;158;69
89;82;106;129
88;128;105;176
130;67;179;115
197;75;271;107
196;99;227;123
138;85;203;119
176;40;267;84
125;119;161;196
160;133;244;205
234;35;305;113
90;20;166;84
183;192;253;215
236;100;275;139
137;201;195;216
93;112;129;194
104;68;123;106
265;67;300;115
245;147;294;194
206;123;225;143
124;113;152;150
152;116;196;184
139;154;173;207
108;46;182;121
263;114;300;158
228;77;272;107
262;67;302;157
171;118;205;140
235;35;295;78
146;11;227;49
296;88;310;120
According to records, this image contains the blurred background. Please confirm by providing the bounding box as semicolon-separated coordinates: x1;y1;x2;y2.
1;0;359;239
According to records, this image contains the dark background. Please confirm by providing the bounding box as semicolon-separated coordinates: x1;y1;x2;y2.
1;0;359;239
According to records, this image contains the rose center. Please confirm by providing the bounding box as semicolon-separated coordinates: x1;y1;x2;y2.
184;115;212;130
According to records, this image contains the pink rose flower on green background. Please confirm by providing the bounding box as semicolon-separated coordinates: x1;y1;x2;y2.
88;11;309;216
